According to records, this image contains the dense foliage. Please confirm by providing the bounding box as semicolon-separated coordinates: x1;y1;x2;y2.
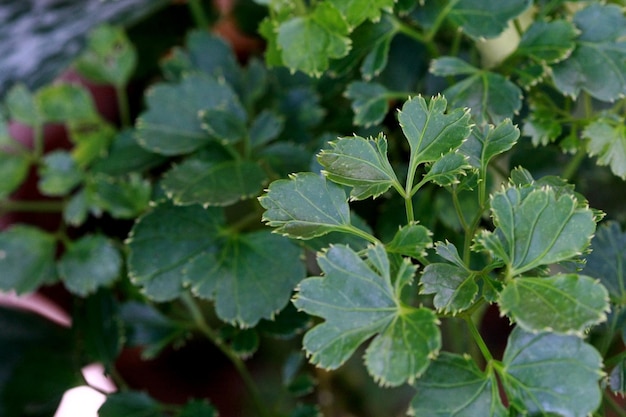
1;0;626;416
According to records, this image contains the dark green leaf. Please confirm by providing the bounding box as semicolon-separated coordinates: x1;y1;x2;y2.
38;150;83;196
136;74;245;155
74;25;137;86
276;2;351;77
290;404;322;417
64;189;89;227
37;83;98;123
58;234;122;296
522;101;563;147
87;173;151;219
231;329;260;358
476;185;596;277
69;120;116;168
386;223;432;259
360;26;393;79
502;327;603;417
200;108;247;145
249;110;284;148
318;134;399;200
294;244;440;386
499;274;609;335
583;221;626;305
0;225;57;293
162;158;266;206
178;399;218;417
186;230;305;327
429;56;477;76
516;20;577;64
410;353;506;417
91;129;167;176
259;173;352;239
449;0;531;39
420;263;478;314
583;117;626;180
0;152;30;198
99;391;164;417
287;373;316;397
329;0;395;27
460;120;519;169
422;152;471;186
5;84;42;125
552;4;626;101
345;81;389;127
257;303;311;339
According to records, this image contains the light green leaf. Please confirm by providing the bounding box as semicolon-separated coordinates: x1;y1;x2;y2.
0;225;57;294
476;185;596;277
502;327;603;417
249;110;284;148
552;4;626;101
259;173;352;239
277;2;351;77
162;158;266;206
429;56;477;76
318;134;399;200
449;0;531;39
58;235;122;296
136;74;245;155
0;153;30;198
583;221;626;305
294;244;440;386
345;81;390;127
360;26;393;80
398;95;472;167
329;0;395;28
200;108;247;145
420;263;478;314
98;392;163;417
38;150;83;196
522;100;563;147
37;83;98;123
5;84;42;125
583;117;626;180
186;230;305;327
74;25;137;87
499;274;609;335
410;353;506;417
69;120;116;168
516;20;577;64
87;173;151;219
460;120;519;169
422;152;471;187
386;223;432;259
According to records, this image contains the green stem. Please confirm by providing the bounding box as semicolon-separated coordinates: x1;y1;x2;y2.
393;18;439;58
115;85;131;128
561;148;586;181
33;123;44;161
0;199;65;213
344;225;381;245
452;187;469;231
180;293;271;417
465;316;493;363
425;0;459;42
187;0;210;29
405;195;415;223
604;390;626;417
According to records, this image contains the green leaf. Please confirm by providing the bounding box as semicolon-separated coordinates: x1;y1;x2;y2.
410;353;506;417
74;25;137;87
499;274;609;335
552;4;626;101
136;74;245;155
502;327;603;417
38;150;83;196
178;399;218;417
294;244;440;386
87;173;151;219
37;83;98;123
259;173;352;239
127;203;225;301
91;129;167;176
99;392;164;417
420;263;478;314
5;84;42;125
200;108;247;145
431;59;522;125
0;152;30;198
449;0;531;39
386;223;432;259
0;225;57;294
522;100;563;147
516;20;577;64
476;185;596;277
58;234;122;296
345;81;390;127
69;120;117;168
583;221;626;305
318;134;399;200
398;95;472;167
422;152;471;187
186;230;305;327
249;110;285;148
460;120;519;170
609;358;626;395
583;117;626;180
161;158;266;206
329;0;395;28
277;2;351;77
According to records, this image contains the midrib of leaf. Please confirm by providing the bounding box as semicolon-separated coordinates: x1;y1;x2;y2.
325;151;395;183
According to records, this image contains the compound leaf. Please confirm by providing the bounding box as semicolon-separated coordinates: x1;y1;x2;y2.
476;185;596;277
516;20;577;64
410;353;506;417
502;327;603;417
552;4;626;101
162;158;266;206
449;0;531;39
583;221;626;305
583;117;626;180
499;274;609;335
259;173;352;239
345;81;389;127
294;244;440;386
460;120;519;170
420;263;478;314
136;74;245;155
0;225;57;294
58;234;122;296
0;152;30;198
318;134;399;200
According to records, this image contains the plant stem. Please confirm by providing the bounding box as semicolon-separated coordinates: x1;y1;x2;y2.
465;316;493;363
115;85;131;128
392;18;439;58
33;123;44;161
180;293;271;417
187;0;210;29
425;0;459;43
561;148;586;181
604;390;626;417
0;199;65;213
345;225;380;245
